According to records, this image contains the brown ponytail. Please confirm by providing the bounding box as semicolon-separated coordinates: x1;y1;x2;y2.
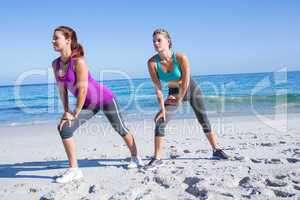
54;26;84;58
71;43;84;58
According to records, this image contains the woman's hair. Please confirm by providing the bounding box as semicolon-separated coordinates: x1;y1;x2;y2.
54;26;84;58
153;28;172;49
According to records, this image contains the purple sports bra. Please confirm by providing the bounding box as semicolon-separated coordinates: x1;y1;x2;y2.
55;57;114;110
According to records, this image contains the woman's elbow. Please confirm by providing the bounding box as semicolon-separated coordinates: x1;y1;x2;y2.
78;87;87;96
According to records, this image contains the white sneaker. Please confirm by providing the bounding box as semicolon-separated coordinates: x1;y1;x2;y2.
127;156;143;169
55;168;83;183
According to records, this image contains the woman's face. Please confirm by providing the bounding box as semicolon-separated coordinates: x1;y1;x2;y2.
153;33;170;52
52;31;70;52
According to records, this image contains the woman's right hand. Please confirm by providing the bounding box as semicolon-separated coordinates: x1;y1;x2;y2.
154;109;166;123
58;112;75;131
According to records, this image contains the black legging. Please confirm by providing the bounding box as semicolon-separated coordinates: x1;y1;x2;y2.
155;79;212;136
59;97;129;140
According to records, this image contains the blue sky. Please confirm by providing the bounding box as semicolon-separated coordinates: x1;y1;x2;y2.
0;0;299;85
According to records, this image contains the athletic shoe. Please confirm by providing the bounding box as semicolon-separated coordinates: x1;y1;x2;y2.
127;156;143;169
212;149;229;160
55;168;83;183
143;157;164;171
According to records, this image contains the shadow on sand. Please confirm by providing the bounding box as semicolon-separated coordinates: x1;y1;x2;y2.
0;156;218;180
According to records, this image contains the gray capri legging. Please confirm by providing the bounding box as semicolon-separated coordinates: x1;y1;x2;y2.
59;98;129;140
155;78;212;136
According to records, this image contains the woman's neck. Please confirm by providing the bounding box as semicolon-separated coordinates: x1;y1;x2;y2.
60;48;72;63
158;49;172;62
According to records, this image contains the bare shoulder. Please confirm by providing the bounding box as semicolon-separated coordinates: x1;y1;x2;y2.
175;51;188;62
73;57;88;70
73;57;86;66
147;55;156;64
147;55;157;68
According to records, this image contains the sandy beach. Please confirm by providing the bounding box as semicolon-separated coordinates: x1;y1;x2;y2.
0;113;299;199
1;0;299;199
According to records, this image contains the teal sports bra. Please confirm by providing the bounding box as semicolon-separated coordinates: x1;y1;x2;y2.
155;51;182;82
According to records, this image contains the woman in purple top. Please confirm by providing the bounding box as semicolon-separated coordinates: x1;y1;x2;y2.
52;26;142;183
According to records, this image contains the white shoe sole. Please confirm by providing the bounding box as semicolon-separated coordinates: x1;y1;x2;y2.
55;174;84;183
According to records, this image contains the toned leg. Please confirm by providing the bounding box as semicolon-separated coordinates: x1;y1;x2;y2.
154;104;178;158
122;133;138;156
154;136;163;159
59;109;96;167
102;98;139;156
62;137;78;168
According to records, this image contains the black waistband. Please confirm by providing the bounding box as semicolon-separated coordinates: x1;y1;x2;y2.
168;87;179;95
167;78;195;95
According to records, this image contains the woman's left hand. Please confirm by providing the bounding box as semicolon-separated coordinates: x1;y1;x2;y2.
59;112;76;131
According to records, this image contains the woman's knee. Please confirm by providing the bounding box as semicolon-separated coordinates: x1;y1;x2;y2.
111;123;129;137
58;123;75;140
155;120;166;137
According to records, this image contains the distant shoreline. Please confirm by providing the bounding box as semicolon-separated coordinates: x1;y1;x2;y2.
1;70;299;87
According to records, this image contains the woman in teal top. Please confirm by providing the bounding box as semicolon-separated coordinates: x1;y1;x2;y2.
145;28;228;170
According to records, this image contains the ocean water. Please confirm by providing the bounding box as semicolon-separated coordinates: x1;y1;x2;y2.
0;71;299;126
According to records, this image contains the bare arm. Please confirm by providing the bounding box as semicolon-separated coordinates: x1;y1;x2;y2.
148;58;165;112
52;60;70;113
177;53;190;101
73;58;88;118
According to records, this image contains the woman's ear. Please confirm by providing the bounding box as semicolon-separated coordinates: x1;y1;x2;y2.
66;38;71;45
168;39;172;48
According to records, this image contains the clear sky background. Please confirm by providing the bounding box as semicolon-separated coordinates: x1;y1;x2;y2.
0;0;299;85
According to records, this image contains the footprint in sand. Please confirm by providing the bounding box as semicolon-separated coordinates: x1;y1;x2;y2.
294;185;300;190
293;148;300;154
260;142;274;147
185;184;208;199
287;158;300;163
281;148;293;155
264;158;283;164
272;189;296;198
183;177;203;186
291;178;300;185
239;177;263;197
250;158;264;163
265;178;287;187
182;177;209;199
183;149;191;154
140;176;150;185
40;190;56;200
234;156;249;162
169;148;180;159
275;174;288;180
221;193;234;198
153;176;175;189
88;185;98;194
239;177;252;189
